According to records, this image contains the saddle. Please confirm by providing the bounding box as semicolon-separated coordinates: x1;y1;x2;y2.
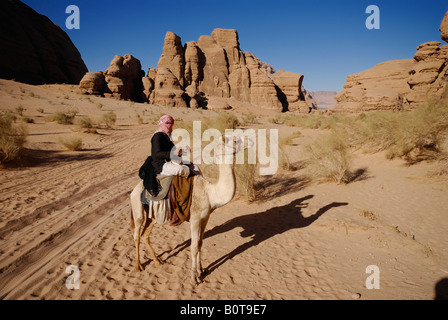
140;174;194;226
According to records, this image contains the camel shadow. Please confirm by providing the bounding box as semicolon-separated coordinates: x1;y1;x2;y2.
161;195;348;280
203;195;348;277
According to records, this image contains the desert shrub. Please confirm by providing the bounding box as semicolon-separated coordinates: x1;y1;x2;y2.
101;111;117;128
0;113;27;163
240;113;259;125
15;105;25;116
75;116;98;133
46;109;78;124
346;98;448;163
304;129;353;184
59;136;82;151
278;130;302;171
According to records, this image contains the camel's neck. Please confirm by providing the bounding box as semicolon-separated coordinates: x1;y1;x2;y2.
208;162;235;210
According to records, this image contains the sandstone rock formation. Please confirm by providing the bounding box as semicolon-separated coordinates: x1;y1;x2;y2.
79;28;314;110
79;54;145;101
142;28;314;111
441;11;448;43
334;10;448;112
334;60;415;112
0;0;87;84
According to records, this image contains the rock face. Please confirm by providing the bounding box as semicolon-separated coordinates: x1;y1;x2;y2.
441;11;448;43
0;0;87;84
141;28;314;111
334;60;415;112
79;54;145;101
79;28;314;109
334;10;448;112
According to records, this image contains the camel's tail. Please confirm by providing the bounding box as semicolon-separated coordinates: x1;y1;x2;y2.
130;209;135;230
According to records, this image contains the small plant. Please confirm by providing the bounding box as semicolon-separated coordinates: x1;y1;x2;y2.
304;129;353;184
75;117;98;133
46;109;78;125
59;136;82;151
101;111;117;128
0;113;27;163
15;106;25;116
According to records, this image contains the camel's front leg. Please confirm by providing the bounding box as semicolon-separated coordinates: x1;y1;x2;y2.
190;219;202;285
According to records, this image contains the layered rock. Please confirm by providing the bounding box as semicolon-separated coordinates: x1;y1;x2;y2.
335;10;448;112
245;52;283;110
79;28;312;110
334;60;415;112
79;72;105;95
0;0;88;84
157;32;185;87
79;54;144;101
273;69;309;112
405;42;448;106
152;67;187;108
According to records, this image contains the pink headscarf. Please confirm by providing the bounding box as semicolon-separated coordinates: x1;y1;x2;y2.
156;114;174;136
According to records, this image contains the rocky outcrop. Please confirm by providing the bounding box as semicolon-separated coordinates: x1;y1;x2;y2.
79;72;105;95
157;32;185;88
335;10;448;112
334;60;415;112
153;67;187;108
79;28;313;110
441;11;448;43
0;0;88;84
145;28;313;112
79;54;144;101
245;52;283;110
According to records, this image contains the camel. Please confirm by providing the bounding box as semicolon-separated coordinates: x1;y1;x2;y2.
130;137;242;285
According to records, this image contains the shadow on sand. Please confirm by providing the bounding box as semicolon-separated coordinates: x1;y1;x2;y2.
162;195;348;280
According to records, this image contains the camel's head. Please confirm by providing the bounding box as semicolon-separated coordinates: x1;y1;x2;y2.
214;135;244;164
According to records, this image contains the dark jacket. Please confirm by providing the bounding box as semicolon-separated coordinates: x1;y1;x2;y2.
151;132;179;174
138;156;159;196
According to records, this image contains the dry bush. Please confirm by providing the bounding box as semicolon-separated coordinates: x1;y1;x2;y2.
75;116;98;133
101;111;117;128
46;109;78;124
59;136;83;151
304;129;353;184
0;113;27;164
347;98;448;164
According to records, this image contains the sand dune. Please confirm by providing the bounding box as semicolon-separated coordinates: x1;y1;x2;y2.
0;79;447;300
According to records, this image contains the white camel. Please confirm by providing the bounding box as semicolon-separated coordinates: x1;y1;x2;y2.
130;137;241;285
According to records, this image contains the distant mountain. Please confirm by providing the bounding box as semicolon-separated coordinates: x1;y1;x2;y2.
309;91;337;109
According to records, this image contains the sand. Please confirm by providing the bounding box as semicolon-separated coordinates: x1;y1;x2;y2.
0;79;447;300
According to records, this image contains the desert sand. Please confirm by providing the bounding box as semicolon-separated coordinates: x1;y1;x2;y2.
0;78;447;300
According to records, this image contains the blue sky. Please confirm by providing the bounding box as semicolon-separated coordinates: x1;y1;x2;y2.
22;0;448;92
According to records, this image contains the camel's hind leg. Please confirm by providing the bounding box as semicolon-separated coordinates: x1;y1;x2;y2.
142;219;162;266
